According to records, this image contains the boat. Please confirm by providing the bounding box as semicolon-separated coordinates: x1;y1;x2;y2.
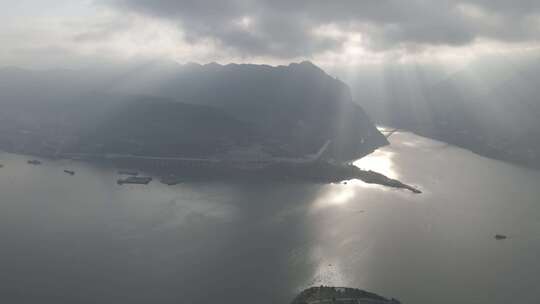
27;160;42;165
160;176;182;186
64;170;75;176
117;176;152;185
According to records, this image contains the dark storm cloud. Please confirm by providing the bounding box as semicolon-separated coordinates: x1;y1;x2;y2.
105;0;540;58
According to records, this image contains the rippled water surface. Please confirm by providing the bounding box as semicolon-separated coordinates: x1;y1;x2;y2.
1;131;539;304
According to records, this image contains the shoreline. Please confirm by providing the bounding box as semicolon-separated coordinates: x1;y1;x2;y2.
0;149;421;193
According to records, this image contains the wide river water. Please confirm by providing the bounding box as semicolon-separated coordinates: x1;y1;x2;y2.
1;131;539;304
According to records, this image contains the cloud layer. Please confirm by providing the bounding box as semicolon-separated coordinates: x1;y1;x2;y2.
2;0;540;68
106;0;540;58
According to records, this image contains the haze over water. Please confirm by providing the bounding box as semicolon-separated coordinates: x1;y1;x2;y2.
1;131;539;304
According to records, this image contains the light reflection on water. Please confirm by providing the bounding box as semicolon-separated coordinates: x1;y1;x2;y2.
311;185;357;208
2;131;540;304
353;150;398;179
309;260;348;287
308;137;406;285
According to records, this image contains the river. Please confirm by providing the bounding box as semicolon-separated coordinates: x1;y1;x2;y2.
1;131;539;304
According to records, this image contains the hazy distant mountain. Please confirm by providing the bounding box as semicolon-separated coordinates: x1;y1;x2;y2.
344;53;540;169
0;62;387;161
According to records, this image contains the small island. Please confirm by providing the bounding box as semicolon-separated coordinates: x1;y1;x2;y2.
291;286;401;304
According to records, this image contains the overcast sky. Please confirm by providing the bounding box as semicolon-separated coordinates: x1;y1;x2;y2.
2;0;540;69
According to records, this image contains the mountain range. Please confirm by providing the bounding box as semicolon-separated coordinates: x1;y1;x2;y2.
0;61;387;161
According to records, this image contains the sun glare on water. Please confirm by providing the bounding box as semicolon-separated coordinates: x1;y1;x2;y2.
353;150;398;179
312;144;399;209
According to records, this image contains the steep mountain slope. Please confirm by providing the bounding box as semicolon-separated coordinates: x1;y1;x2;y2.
107;61;387;160
0;62;387;161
